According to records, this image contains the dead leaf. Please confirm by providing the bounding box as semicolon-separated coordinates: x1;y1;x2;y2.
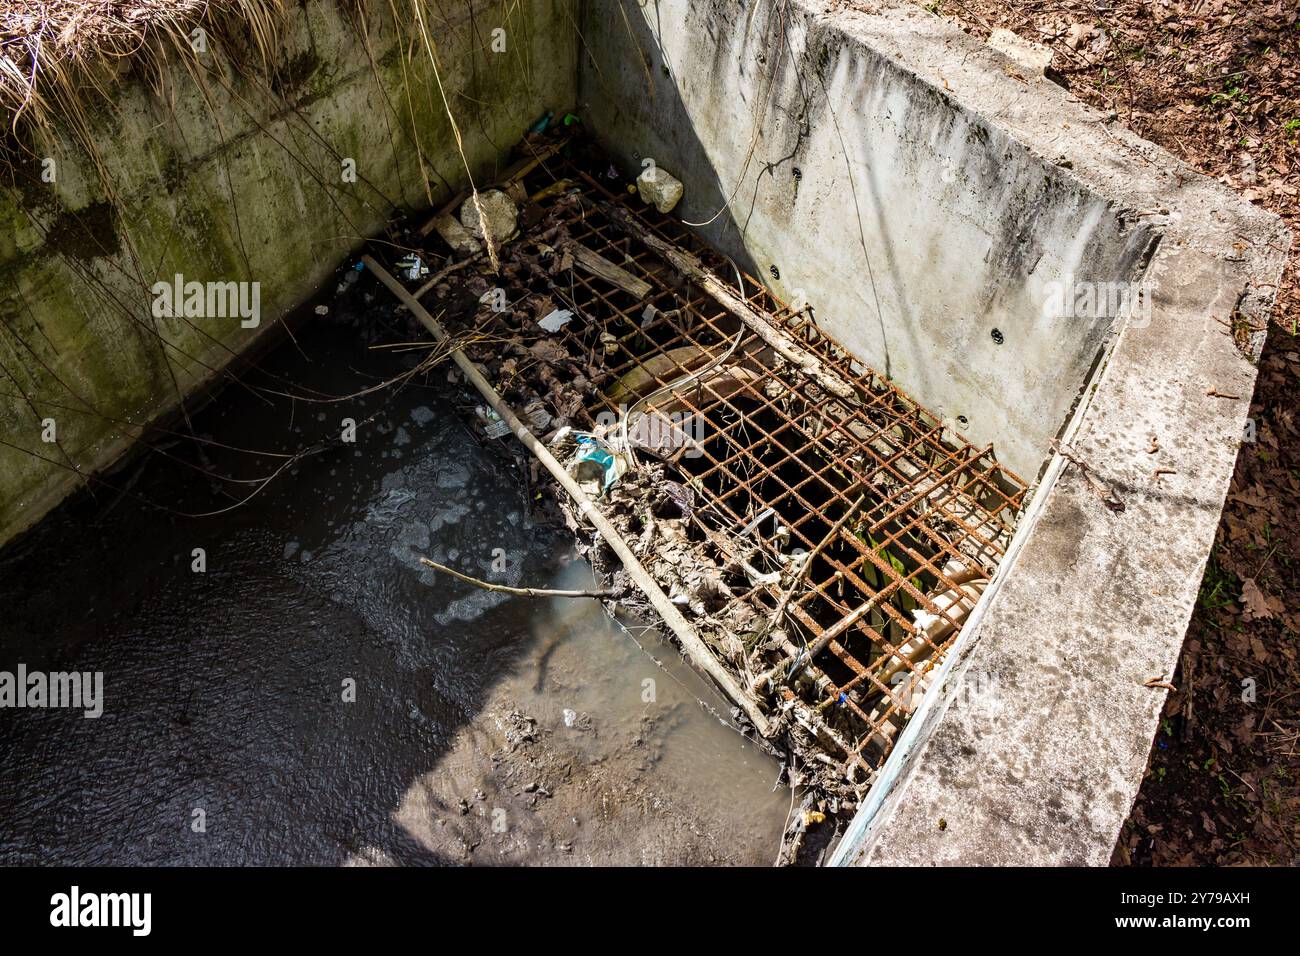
1240;577;1275;621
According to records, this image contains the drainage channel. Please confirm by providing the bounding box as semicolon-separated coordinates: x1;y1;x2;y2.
379;138;1031;832
0;288;791;866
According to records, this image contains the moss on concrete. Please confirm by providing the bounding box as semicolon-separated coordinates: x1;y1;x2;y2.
0;0;577;546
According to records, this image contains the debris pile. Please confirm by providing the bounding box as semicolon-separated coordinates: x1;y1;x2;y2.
369;132;1030;841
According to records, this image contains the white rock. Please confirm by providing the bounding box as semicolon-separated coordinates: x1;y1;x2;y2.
459;189;518;243
636;166;684;213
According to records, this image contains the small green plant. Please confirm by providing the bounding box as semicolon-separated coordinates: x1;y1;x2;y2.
1210;81;1249;110
1197;554;1237;612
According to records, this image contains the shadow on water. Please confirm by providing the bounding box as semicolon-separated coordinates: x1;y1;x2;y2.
0;282;788;865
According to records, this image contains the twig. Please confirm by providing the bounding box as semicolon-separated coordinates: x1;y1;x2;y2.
418;557;618;599
767;491;866;630
1143;675;1177;691
1050;438;1126;513
412;256;478;300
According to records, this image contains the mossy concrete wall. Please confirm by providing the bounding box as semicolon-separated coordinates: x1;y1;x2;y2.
0;0;576;547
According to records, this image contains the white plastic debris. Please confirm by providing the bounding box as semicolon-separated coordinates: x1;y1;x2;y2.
636;166;684;213
476;406;512;439
396;253;428;280
538;308;574;332
314;304;329;315
459;189;518;243
562;708;578;728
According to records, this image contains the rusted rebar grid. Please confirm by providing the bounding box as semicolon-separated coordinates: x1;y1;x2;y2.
538;162;1024;790
392;141;1029;810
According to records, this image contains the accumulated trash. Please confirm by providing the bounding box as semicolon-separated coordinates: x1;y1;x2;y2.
567;432;626;496
396;253;429;280
476;406;512;439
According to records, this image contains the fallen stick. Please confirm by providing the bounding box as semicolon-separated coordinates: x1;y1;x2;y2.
767;491;865;631
752;599;877;694
363;254;773;737
602;203;858;402
569;242;652;299
419;557;618;599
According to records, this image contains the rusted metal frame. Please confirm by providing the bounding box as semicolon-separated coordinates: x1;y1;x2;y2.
766;456;865;539
891;472;1018;566
685;515;882;739
781;603;911;728
651;388;927;665
682;397;958;634
793;575;928;687
831;419;1016;568
574;292;968;642
557;168;1028;754
808;395;961;499
776;604;888;727
676;379;834;489
833;617;963;710
652;357;866;521
559;263;724;365
860;445;979;538
639;406;936;711
886;468;1019;565
818;345;1030;500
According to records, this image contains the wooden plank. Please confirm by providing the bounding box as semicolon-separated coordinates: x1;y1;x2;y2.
570;242;652;299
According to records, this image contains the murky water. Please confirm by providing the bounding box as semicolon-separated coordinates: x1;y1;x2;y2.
0;299;789;865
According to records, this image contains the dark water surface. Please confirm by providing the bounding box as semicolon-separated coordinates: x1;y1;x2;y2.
0;305;786;865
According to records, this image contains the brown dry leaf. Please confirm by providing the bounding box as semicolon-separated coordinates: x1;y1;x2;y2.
1239;577;1275;621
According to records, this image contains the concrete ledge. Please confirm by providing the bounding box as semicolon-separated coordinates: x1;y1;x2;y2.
830;1;1289;865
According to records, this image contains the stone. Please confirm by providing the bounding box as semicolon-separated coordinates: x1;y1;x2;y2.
459;189;518;243
636;165;684;213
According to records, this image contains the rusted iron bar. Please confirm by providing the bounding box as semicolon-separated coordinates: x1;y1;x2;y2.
600;203;860;403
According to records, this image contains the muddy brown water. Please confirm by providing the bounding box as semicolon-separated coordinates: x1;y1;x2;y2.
0;285;789;865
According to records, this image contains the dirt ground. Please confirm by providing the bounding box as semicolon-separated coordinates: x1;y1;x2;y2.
897;0;1298;865
344;572;791;867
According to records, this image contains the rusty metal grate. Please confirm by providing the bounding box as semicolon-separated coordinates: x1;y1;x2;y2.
517;158;1029;782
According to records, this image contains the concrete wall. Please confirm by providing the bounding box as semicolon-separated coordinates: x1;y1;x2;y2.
578;0;1157;479
582;0;1287;866
0;0;576;547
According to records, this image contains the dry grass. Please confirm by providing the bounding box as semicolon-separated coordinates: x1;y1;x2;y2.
0;1;286;148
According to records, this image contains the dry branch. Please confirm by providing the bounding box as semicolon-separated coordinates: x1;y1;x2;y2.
418;557;617;599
